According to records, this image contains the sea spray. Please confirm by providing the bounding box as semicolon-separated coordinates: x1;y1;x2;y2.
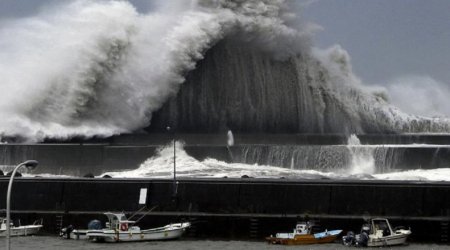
102;142;340;179
346;134;375;175
1;0;450;142
227;130;234;161
386;75;450;117
101;142;450;182
150;36;450;134
0;0;312;141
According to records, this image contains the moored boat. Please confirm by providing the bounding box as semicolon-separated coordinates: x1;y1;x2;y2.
0;218;43;237
86;212;190;242
342;218;411;247
266;222;342;245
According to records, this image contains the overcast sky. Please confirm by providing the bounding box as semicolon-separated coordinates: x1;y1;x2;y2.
302;0;450;86
1;0;449;86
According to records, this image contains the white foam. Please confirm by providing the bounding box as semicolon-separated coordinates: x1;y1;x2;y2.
102;142;336;179
101;143;450;182
0;0;311;142
373;168;450;182
346;134;376;175
1;1;450;142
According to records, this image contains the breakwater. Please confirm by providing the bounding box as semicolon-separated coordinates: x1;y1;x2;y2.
0;144;449;175
2;134;450;176
0;177;449;242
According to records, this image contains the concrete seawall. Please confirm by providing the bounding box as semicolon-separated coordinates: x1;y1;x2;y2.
1;143;450;176
0;178;449;242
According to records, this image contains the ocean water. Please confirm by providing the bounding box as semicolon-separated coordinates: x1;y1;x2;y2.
6;237;450;250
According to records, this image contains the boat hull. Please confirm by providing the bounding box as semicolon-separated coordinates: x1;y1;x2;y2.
368;233;409;247
0;225;42;237
266;230;342;245
267;235;339;245
87;223;190;242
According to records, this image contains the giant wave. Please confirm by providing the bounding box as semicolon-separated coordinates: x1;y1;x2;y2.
0;0;449;142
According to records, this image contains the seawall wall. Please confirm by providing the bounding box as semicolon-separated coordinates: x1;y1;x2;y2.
0;178;449;242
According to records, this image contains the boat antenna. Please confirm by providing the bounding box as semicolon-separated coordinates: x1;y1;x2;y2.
128;206;149;220
133;205;159;224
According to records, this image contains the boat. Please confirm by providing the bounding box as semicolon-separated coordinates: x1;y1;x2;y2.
266;221;342;245
0;218;43;237
86;212;190;242
342;218;411;247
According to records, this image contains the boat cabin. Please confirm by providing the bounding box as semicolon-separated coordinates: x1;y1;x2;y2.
0;218;16;230
104;213;135;232
369;218;393;237
0;219;7;230
294;222;311;235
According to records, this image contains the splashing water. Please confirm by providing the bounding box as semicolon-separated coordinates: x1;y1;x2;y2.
0;0;450;142
346;134;376;175
227;130;234;147
0;0;313;141
103;141;339;179
99;143;450;182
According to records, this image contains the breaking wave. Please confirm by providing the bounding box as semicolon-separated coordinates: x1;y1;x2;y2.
0;0;313;141
0;0;449;141
102;142;450;182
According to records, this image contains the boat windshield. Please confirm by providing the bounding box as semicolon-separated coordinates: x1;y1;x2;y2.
372;220;391;236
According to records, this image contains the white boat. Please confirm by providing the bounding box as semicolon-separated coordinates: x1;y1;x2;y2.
0;218;43;237
343;218;411;247
366;218;411;247
86;212;190;242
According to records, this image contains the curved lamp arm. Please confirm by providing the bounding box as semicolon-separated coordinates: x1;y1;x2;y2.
6;160;38;250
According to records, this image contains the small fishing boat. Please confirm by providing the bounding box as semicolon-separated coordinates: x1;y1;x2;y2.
342;218;411;247
0;218;43;237
86;212;190;242
266;222;342;245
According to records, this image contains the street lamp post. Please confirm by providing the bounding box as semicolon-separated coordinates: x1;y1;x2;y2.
6;160;38;250
166;127;177;198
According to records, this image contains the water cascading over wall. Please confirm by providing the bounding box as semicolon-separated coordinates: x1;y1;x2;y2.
230;145;406;173
147;38;450;135
145;37;450;173
149;39;361;133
